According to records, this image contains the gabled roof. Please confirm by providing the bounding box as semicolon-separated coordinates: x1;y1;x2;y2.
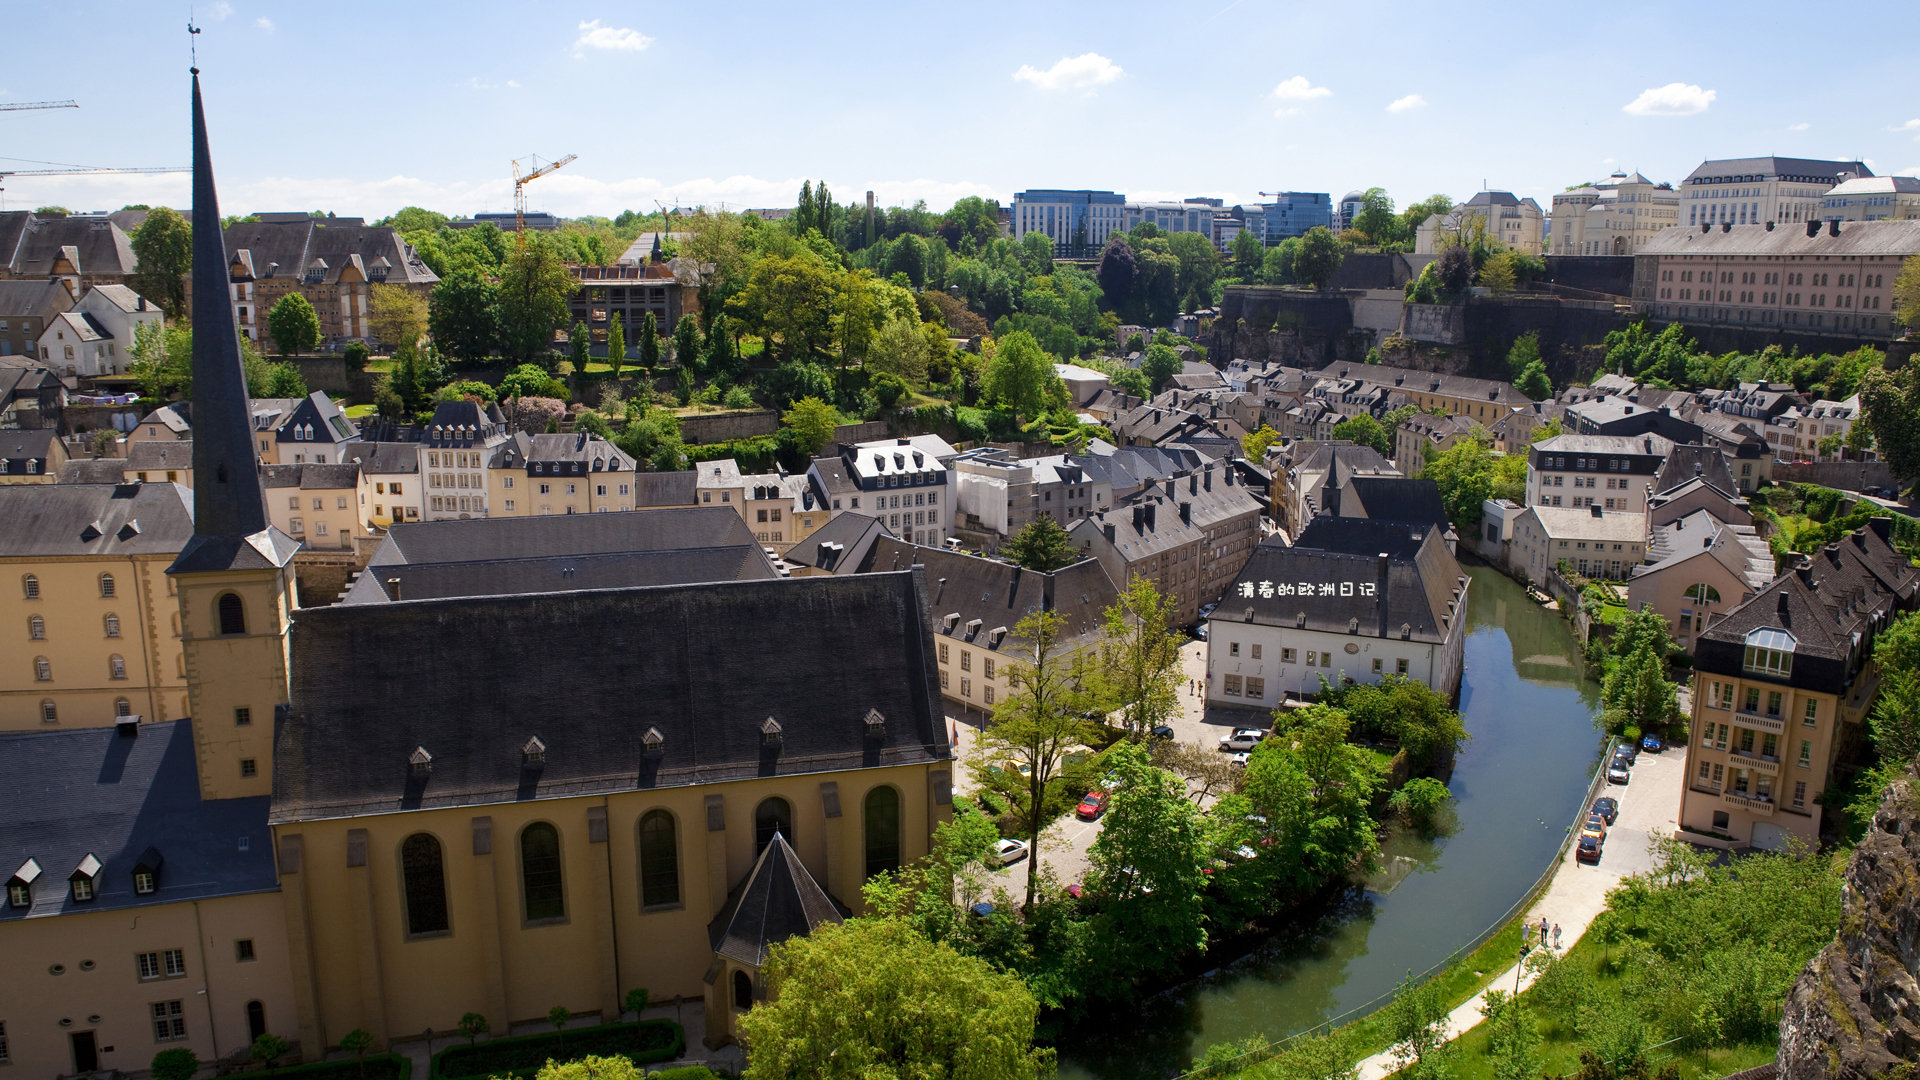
124;440;194;472
261;462;361;490
81;283;150;314
1330;477;1450;532
707;833;844;967
0;720;276;920
1;427;60;462
1636;509;1772;592
274;571;950;822
369;505;757;566
786;512;889;574
0;212;137;278
864;537;1118;653
0;482;194;556
1214;524;1466;645
0;278;75;319
342;545;778;605
45;310;110;343
634;470;698;508
1654;444;1738;495
346;441;419;475
222;217;438;287
58;458;131;484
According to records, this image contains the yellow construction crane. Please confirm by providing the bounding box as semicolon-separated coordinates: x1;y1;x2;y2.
511;153;576;237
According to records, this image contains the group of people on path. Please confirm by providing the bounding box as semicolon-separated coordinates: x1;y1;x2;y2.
1523;916;1564;952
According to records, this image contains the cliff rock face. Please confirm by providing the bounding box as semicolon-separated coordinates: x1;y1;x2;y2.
1777;768;1920;1080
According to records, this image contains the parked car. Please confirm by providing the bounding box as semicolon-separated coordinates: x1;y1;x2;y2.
1579;814;1607;842
1196;624;1209;640
1098;771;1123;790
1076;790;1110;820
1641;733;1665;753
1607;760;1631;785
1614;740;1639;765
1219;727;1267;752
1007;759;1034;781
1229;751;1250;769
1064;883;1083;900
987;838;1030;867
1149;724;1176;740
1576;834;1604;863
1198;602;1219;621
1591;797;1619;825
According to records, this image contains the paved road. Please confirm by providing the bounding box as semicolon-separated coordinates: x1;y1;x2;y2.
1354;746;1688;1079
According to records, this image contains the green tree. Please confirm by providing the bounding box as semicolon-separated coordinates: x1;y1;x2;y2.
1479;250;1518;293
1324;675;1468;769
150;1048;199;1080
1002;516;1078;573
249;1034;289;1070
1351;188;1400;246
1095;575;1184;740
1231;228;1265;279
737;919;1052;1080
527;1058;643;1080
338;1028;374;1059
1387;776;1453;834
497;232;577;363
782;396;841;457
1892;254;1920;329
1292;226;1343;289
622;987;649;1018
983;331;1059;418
267;293;321;356
1086;742;1211;977
1480;989;1543;1080
867;315;931;383
1417;428;1524;530
428;269;501;364
1868;611;1920;763
1261;237;1300;285
978;608;1096;911
265;363;308;398
671;313;700;370
1096;236;1137;310
1515;360;1552;401
1244;705;1380;889
675;364;695;406
1382;971;1454;1080
1243;423;1282;460
728;251;838;360
1506;332;1541;379
1141;342;1182;394
499;363;564;402
129;322;193;399
639;311;661;372
370;284;429;351
568;320;590;371
547;1004;572;1032
606;314;626;378
1601;646;1676;738
130;206;192;318
1858;363;1920;487
1331;414;1393;457
886;233;929;287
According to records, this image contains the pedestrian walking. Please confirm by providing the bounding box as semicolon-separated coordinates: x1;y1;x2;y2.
1539;916;1550;943
1553;923;1563;949
1522;921;1533;946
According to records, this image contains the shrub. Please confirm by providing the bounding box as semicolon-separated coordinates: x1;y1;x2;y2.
623;988;649;1018
152;1048;199;1080
456;1013;488;1046
251;1034;290;1069
225;1057;408;1080
645;1069;723;1080
548;1005;572;1032
435;1021;684;1080
722;385;755;410
343;341;370;371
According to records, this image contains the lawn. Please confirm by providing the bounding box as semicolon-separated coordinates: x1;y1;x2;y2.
1432;935;1779;1080
344;403;379;418
1340;916;1529;1061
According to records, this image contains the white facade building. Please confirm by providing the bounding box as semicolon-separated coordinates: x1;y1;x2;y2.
1678;156;1870;230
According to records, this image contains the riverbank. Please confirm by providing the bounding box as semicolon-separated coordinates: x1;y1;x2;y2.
1354;749;1686;1079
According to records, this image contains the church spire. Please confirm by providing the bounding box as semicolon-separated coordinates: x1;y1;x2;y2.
185;71;268;541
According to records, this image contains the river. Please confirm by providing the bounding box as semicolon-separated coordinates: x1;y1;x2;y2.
1055;564;1606;1080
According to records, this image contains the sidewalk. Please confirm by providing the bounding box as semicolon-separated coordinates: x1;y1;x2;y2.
1354;750;1686;1079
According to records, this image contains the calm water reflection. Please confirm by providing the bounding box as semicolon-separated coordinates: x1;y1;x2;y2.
1056;565;1606;1079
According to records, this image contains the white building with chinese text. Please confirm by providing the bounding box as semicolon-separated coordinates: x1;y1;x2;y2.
1204;518;1470;708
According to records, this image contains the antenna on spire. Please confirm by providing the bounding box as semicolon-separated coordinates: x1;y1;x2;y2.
188;9;202;73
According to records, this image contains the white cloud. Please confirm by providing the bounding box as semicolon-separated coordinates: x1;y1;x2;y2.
1385;93;1427;114
1270;75;1330;116
1622;82;1715;116
206;1;232;20
1788;122;1810;132
255;17;273;32
507;80;520;89
1897;118;1920;142
1011;53;1123;92
573;20;652;56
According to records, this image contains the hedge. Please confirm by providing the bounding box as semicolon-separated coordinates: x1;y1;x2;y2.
434;1021;683;1080
225;1054;410;1080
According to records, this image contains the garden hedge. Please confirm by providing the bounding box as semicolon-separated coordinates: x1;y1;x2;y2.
434;1021;683;1080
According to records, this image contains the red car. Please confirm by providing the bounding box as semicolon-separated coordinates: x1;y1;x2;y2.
1076;790;1109;820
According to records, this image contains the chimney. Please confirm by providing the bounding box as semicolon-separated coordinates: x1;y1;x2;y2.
1145;503;1157;528
1721;222;1732;233
1204;471;1213;491
1828;219;1841;237
1165;479;1175;498
1132;505;1144;528
1180;501;1192;524
137;296;147;311
116;714;140;739
1104;522;1116;543
1701;223;1711;234
1806;219;1820;238
1765;221;1775;231
1189;474;1198;494
1777;591;1790;614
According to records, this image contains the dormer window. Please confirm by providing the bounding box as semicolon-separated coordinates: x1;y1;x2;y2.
642;726;665;756
70;853;102;902
410;746;433;775
8;858;40;908
864;709;886;737
132;846;163;895
522;736;546;765
760;716;783;748
1743;628;1796;677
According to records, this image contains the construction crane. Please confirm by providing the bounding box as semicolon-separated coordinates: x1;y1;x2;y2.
0;100;78;112
0;165;189;211
511;153;576;237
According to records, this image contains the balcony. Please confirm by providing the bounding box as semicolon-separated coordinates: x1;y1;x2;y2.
1726;748;1780;775
1723;791;1775;816
1732;710;1784;734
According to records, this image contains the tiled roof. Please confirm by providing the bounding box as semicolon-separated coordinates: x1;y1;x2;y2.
368;505;759;566
786;512;889;574
634;470;698;507
707;834;845;966
864;537;1118;654
341;546;778;604
1213;523;1466;645
1523;506;1649;543
0;482;194;556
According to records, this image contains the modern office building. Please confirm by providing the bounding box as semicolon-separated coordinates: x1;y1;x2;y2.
1009;189;1127;256
1678;157;1871;229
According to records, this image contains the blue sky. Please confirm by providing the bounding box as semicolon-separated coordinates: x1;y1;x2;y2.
4;0;1917;220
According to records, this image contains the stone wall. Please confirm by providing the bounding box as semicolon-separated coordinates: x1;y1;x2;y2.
1770;460;1896;492
1210;287;1362;366
1403;303;1466;345
677;409;780;445
286;356;353;396
1540;255;1635;298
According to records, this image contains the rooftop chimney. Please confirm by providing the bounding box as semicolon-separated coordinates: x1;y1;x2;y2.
1145;503;1157;528
1721;222;1732;233
1132;505;1144;528
1104;521;1116;543
1180;501;1192;524
1807;219;1820;238
1828;219;1841;237
1765;221;1775;231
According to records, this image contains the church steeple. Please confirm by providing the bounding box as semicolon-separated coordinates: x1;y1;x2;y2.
183;71;269;544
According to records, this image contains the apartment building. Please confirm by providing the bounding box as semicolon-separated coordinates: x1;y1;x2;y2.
1525;433;1671;514
222;214;439;346
1680;520;1918;849
36;284;162;377
0;278;73;360
1511;504;1648;583
1818;175;1920;221
1069;493;1206;625
488;432;638;516
1415;191;1545;255
263;463;364;551
1311;361;1532;437
349;442;422;528
0;428;68;483
1678;156;1870;229
420;400;509;520
1009;189;1127;255
1634;218;1920;340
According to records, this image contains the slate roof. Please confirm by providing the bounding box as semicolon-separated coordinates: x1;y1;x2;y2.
1071;493;1205;560
1531;433;1674;463
346;441;419;475
0;720;277;921
261;462;360;490
1;427;60;462
707;833;844;967
1695;520;1918;691
863;537;1118;654
80;283;148;314
635;470;698;508
138;402;191;435
341;545;778;604
58;458;129;484
45;309;110;345
0;277;75;319
0;211;138;278
787;512;889;574
1637;510;1772;592
368;506;758;566
1654;445;1738;495
1292;516;1438;562
0;482;193;556
1681;157;1871;184
274;570;950;822
124;440;195;473
1639;219;1920;258
1215;524;1466;645
222;218;438;287
1311;362;1529;409
493;432;637;472
1329;477;1450;532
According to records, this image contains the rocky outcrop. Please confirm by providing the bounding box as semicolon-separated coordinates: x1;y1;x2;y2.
1777;766;1920;1080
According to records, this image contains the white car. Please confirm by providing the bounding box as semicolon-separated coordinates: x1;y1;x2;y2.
987;838;1030;868
1219;728;1267;752
1229;751;1251;768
